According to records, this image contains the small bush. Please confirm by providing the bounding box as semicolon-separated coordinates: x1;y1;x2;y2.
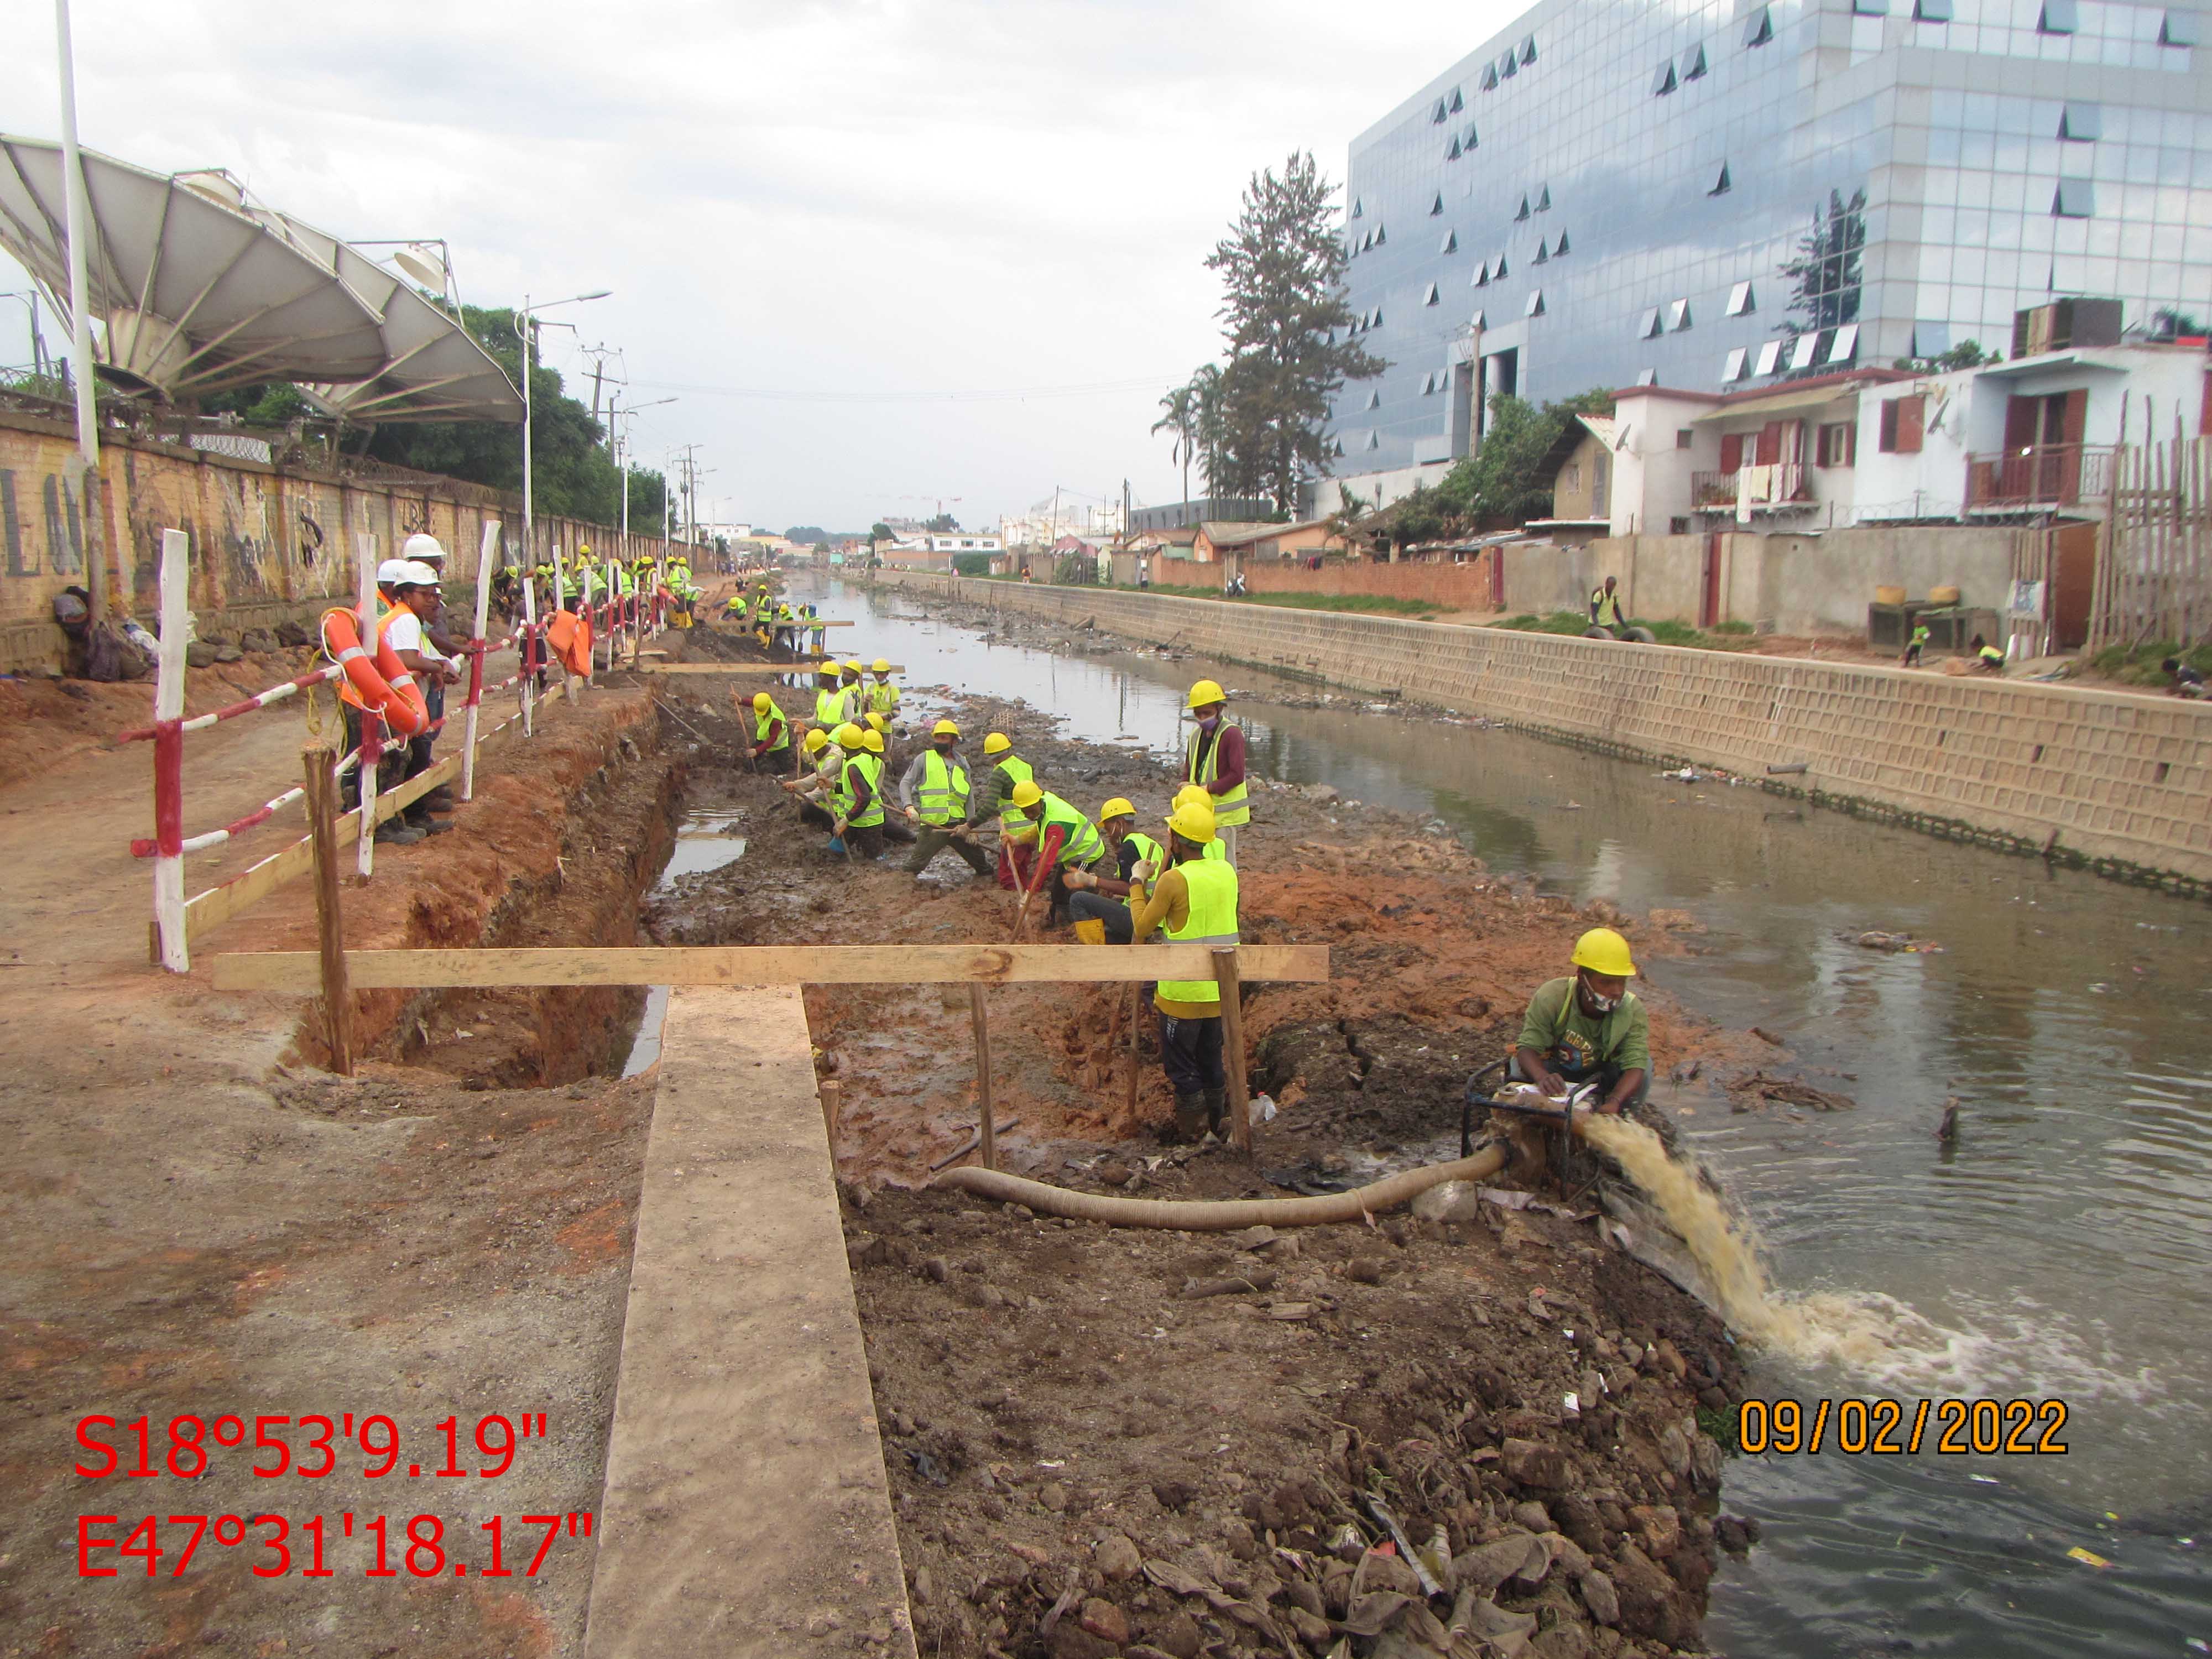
1494;611;1593;635
1711;618;1755;635
1637;618;1707;647
2088;640;2212;687
951;553;994;577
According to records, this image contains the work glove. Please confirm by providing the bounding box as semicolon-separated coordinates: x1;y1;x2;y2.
1131;860;1156;882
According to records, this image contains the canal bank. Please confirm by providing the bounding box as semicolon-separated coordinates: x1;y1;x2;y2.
832;572;2212;1657
871;569;2212;894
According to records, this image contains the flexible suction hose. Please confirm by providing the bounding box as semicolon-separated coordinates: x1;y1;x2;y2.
931;1144;1511;1230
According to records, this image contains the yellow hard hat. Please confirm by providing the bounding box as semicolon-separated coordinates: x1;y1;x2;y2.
982;732;1012;755
860;728;885;754
752;691;772;712
1172;784;1212;812
802;727;830;754
1099;796;1136;822
872;658;891;674
843;659;863;673
1009;780;1044;810
1571;927;1637;978
1186;678;1227;710
833;722;866;749
865;712;889;732
931;718;959;738
578;542;591;555
819;661;841;676
1166;800;1218;843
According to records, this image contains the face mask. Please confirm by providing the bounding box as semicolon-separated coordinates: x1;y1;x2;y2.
1198;713;1220;731
1580;977;1621;1015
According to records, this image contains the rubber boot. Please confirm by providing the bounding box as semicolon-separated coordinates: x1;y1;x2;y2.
1203;1087;1228;1139
1172;1092;1208;1144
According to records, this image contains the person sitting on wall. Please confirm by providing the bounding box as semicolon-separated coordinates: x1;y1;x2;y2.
2162;656;2204;698
1589;575;1625;633
1969;633;2006;673
1511;928;1649;1117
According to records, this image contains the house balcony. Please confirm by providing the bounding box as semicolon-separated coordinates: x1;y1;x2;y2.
1690;462;1814;512
1965;444;2115;512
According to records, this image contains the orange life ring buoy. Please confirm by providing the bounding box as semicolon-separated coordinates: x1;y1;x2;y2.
322;607;428;736
544;609;593;677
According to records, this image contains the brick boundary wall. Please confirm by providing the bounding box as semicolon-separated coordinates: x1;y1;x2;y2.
874;571;2212;892
0;410;681;673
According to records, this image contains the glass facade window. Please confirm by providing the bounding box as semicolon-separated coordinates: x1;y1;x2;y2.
1325;0;2210;477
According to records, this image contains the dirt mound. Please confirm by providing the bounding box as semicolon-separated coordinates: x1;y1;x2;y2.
849;1176;1743;1659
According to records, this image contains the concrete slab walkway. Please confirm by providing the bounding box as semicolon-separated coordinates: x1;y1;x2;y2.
583;984;916;1657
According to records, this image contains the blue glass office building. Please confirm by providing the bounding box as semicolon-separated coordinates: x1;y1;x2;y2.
1324;0;2209;488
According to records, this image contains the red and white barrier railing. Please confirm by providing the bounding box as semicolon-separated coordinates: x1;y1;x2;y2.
138;521;682;972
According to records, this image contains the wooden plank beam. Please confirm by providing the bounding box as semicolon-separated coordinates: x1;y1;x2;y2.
637;661;902;676
211;942;1331;994
177;753;461;947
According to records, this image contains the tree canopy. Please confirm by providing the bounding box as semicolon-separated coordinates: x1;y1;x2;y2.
1369;389;1613;546
1167;153;1383;517
363;303;666;529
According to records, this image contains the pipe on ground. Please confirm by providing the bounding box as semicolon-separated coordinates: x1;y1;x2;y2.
932;1144;1510;1230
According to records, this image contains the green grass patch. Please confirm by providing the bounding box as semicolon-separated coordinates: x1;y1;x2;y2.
1489;611;1757;651
2086;639;2212;687
1140;583;1443;618
1711;618;1756;635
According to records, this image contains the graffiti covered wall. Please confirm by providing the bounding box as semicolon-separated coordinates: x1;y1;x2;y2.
0;410;679;671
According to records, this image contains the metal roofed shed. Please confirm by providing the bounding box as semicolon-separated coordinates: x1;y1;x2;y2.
0;136;388;399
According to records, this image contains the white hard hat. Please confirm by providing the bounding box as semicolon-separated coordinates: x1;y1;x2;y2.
398;559;442;587
375;557;413;586
402;533;448;563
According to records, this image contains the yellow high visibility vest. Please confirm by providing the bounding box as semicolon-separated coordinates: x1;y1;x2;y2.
1156;858;1240;1008
915;749;972;827
1185;724;1248;827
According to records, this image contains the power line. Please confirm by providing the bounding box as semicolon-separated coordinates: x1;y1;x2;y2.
619;372;1182;405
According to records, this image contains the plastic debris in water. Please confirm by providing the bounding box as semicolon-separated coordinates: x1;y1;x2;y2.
2065;1546;2111;1569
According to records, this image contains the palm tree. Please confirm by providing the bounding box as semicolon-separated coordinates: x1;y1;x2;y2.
1151;378;1200;510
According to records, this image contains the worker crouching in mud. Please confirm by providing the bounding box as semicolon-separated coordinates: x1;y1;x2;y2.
1126;799;1240;1143
1002;781;1105;929
1061;797;1161;945
1513;927;1650;1116
832;721;890;859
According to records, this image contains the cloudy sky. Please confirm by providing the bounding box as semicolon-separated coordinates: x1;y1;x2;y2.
3;1;1509;533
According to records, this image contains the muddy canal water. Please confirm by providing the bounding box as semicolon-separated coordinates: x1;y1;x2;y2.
780;577;2208;1653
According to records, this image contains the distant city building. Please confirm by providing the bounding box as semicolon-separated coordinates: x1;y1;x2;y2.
1322;0;2212;512
1129;497;1273;532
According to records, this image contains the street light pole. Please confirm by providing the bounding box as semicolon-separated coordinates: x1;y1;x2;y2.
54;0;103;612
513;288;611;572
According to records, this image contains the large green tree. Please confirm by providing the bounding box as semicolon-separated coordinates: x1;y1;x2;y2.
1203;153;1384;516
1376;389;1613;544
365;303;666;528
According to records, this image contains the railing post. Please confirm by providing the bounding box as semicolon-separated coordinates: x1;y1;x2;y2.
969;983;996;1171
354;533;380;878
520;573;539;739
1213;947;1254;1152
304;747;353;1075
461;519;499;804
151;528;191;973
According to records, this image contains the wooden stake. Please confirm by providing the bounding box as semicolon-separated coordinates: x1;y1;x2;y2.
969;983;995;1171
1213;947;1253;1152
304;747;353;1076
819;1078;842;1161
1122;979;1143;1120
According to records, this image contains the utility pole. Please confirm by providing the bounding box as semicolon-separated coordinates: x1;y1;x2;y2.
54;0;103;613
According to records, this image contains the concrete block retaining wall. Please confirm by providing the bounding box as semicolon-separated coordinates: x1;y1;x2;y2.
877;570;2212;888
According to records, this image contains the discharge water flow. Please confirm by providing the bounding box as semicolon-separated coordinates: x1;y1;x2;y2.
1579;1115;1972;1381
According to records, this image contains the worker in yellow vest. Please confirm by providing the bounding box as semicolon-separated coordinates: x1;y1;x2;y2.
1062;796;1162;943
812;661;851;732
784;726;843;828
897;718;994;879
1181;679;1249;865
1127;797;1240;1142
1172;785;1230;860
746;690;789;766
1001;779;1105;930
832;721;888;859
976;733;1034;890
867;658;900;721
